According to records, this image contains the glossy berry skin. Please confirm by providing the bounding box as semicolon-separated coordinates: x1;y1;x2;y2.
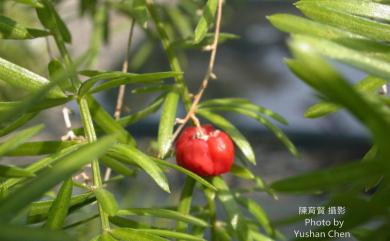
175;124;234;176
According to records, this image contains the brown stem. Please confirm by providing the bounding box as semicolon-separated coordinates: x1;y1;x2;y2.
104;19;135;181
113;19;135;120
172;0;224;140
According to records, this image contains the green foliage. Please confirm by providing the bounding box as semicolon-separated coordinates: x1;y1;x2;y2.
194;0;218;43
108;144;170;193
152;157;216;190
45;179;73;230
0;135;116;221
0;224;73;241
304;75;387;118
269;0;390;240
0;164;34;178
0;124;43;156
0;0;297;240
28;192;95;224
0;56;65;99
86;96;136;145
0;15;49;39
94;187;119;216
110;228;168;241
116;208;209;227
78;71;181;96
36;0;71;43
157;91;179;158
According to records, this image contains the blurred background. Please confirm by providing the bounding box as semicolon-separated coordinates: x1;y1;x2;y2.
0;0;369;240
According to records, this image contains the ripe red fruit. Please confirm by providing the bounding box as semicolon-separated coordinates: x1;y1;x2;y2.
175;124;234;176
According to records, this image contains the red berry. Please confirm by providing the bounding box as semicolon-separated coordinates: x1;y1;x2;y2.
175;124;234;176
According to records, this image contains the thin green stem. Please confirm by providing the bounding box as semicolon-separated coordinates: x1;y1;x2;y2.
52;33;80;91
175;177;195;233
204;188;217;241
39;0;80;91
50;9;78;88
78;97;110;231
47;1;108;232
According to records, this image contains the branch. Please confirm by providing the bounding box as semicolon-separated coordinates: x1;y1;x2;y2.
105;19;136;182
78;97;110;231
172;0;224;140
114;19;136;120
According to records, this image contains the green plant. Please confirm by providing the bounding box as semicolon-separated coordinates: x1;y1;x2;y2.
0;0;298;240
269;0;390;240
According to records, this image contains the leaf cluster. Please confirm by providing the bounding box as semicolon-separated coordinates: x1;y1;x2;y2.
0;0;298;240
269;1;390;240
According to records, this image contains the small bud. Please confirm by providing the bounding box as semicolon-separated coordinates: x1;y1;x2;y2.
175;118;185;124
202;45;213;51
